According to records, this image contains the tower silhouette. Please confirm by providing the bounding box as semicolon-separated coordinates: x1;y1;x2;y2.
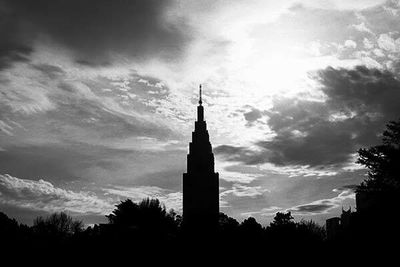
183;85;219;234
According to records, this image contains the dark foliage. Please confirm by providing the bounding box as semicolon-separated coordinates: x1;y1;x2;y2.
33;212;83;238
357;119;400;192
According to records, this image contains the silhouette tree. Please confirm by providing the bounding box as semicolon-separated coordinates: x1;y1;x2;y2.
106;198;179;235
353;119;400;247
106;199;139;226
270;211;295;227
296;219;326;242
219;212;239;231
33;212;83;238
239;217;263;233
267;211;297;248
0;212;20;235
238;216;264;248
357;119;400;192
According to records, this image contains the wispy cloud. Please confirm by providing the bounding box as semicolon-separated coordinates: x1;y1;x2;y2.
288;187;356;215
221;183;269;198
0;174;113;214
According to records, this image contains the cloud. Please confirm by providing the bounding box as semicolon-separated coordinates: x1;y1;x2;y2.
377;33;400;52
344;40;357;49
0;174;113;214
221;183;269;198
351;22;373;34
216;65;400;171
133;169;184;191
289;187;355;215
32;63;66;79
240;206;282;217
0;2;33;70
0;0;189;67
292;203;335;213
304;0;386;10
243;108;263;124
0;120;13;136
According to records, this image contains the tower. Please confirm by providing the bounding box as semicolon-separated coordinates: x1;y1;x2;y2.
183;85;219;233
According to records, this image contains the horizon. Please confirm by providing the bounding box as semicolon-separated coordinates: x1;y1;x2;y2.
1;0;400;226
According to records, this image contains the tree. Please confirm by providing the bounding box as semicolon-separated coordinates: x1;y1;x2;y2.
239;217;263;233
33;212;83;238
106;198;179;234
219;212;239;232
106;199;138;226
270;212;295;227
357;119;400;192
296;219;326;242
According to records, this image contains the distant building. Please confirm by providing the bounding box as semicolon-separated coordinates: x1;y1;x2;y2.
326;217;340;240
182;85;219;233
340;207;352;229
326;207;353;240
327;189;400;243
326;189;380;241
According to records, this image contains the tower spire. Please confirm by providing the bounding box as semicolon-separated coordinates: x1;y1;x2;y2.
197;84;204;122
199;84;202;105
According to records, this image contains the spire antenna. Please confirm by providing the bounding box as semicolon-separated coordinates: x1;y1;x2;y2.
199;84;202;105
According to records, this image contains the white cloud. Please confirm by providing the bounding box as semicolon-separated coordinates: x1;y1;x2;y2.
305;0;386;10
363;38;375;49
344;40;357;49
260;163;339;177
352;22;374;34
377;33;400;52
0;174;113;214
240;206;282;217
221;183;269;198
373;48;385;57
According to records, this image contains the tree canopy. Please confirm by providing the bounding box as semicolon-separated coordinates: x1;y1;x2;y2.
33;212;83;237
106;198;179;233
357;119;400;192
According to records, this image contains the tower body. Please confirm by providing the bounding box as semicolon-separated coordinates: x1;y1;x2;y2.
183;89;219;233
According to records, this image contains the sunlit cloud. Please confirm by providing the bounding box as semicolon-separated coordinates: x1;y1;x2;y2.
0;174;113;214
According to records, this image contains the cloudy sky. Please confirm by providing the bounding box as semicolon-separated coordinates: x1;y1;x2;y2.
1;0;400;225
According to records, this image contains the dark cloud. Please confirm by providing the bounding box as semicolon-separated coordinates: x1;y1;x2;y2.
0;144;114;182
290;203;334;213
134;169;184;191
317;66;400;119
243;108;262;125
216;65;400;169
214;145;263;165
0;3;33;70
0;0;189;67
32;63;65;79
214;145;248;156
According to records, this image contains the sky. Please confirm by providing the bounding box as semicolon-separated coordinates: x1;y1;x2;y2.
1;0;400;226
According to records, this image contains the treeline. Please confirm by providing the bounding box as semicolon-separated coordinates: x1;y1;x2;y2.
0;199;325;259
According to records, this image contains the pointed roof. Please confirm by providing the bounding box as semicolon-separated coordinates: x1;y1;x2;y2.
199;84;202;105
